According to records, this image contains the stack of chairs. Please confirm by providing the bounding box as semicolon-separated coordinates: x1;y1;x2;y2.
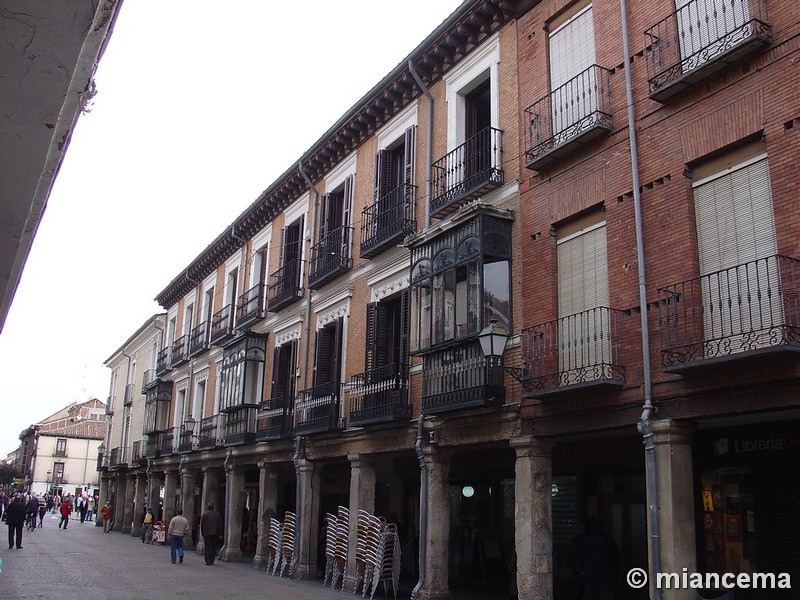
352;510;371;595
360;513;384;598
323;512;338;587
266;517;283;576
278;511;297;577
331;506;350;590
369;523;401;600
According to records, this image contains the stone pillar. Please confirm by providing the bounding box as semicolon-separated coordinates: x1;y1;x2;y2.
344;453;376;592
512;436;555;600
253;461;279;569
121;473;136;534
180;459;197;550
97;475;110;528
131;473;146;537
294;456;320;580
419;446;451;600
163;469;178;526
648;419;696;600
221;455;244;562
196;466;221;555
113;473;127;532
148;471;164;522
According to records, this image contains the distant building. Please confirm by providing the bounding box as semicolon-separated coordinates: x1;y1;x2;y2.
18;399;106;496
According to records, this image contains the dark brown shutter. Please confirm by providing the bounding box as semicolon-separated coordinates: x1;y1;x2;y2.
342;176;353;258
399;289;411;373
278;226;286;265
319;193;330;240
375;303;389;372
314;326;335;388
270;346;285;408
365;302;377;374
374;149;392;201
332;316;343;388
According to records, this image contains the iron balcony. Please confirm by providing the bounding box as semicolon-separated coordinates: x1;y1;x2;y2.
349;364;412;426
360;184;417;259
210;304;236;345
308;226;353;290
268;258;304;312
295;382;343;435
237;283;267;330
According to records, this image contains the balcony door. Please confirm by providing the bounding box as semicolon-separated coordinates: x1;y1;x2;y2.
557;216;610;374
549;3;596;144
694;152;778;352
677;0;749;70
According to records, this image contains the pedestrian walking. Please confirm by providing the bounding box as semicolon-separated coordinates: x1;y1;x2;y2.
100;501;113;533
200;502;224;566
167;507;190;564
86;496;94;521
5;495;26;549
59;497;72;529
38;499;46;527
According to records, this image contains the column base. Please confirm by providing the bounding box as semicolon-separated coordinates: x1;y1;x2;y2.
417;588;451;600
292;564;311;580
121;525;132;534
221;547;242;562
131;526;142;537
252;554;270;570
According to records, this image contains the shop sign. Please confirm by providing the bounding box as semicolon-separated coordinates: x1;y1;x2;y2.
714;432;800;456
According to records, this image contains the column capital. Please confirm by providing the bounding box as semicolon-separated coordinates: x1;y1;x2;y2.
649;418;695;445
510;435;555;457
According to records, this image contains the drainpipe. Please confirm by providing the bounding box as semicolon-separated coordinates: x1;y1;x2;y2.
230;225;245;244
620;1;662;597
410;416;428;600
408;60;433;230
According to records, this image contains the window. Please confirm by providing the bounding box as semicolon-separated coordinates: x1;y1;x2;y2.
310;176;354;287
365;290;410;377
53;462;65;480
269;340;298;408
549;3;596;143
55;438;67;457
677;0;749;70
693;149;778;350
313;318;344;395
219;334;267;410
557;214;611;371
372;127;416;238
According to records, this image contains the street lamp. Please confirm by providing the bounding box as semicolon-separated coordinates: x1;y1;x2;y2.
477;319;530;384
46;470;51;495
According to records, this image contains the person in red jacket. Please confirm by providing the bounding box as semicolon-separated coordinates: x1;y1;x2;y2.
58;495;73;529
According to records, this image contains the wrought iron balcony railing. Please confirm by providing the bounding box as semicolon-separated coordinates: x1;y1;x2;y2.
109;446;128;469
237;283;267;330
360;184;417;259
644;0;771;102
521;307;627;398
177;421;199;453
198;415;224;450
524;65;613;171
144;435;161;459
155;347;172;376
658;254;800;372
256;402;293;441
106;395;116;416
159;429;174;456
223;407;257;446
189;321;210;357
431;126;503;218
268;258;304;312
171;334;190;367
210;304;236;345
309;226;354;290
295;382;343;435
123;383;135;406
349;364;412;426
421;342;505;414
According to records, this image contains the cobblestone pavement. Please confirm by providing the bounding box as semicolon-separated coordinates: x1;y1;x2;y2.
0;514;358;600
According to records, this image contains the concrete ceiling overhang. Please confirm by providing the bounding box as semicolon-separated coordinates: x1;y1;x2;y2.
0;0;123;333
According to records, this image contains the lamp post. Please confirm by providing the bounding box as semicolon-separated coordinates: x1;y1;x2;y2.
477;319;530;386
46;470;51;497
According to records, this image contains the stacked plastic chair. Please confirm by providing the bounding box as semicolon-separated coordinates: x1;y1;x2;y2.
278;511;297;577
352;510;371;595
370;523;401;600
267;517;283;576
361;513;384;598
323;512;338;587
330;506;350;590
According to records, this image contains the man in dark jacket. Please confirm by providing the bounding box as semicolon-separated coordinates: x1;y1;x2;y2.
6;495;26;549
199;502;224;565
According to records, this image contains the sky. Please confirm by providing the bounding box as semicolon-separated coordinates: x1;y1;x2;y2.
0;1;465;458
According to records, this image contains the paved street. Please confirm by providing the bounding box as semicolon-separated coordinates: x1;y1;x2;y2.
1;514;355;600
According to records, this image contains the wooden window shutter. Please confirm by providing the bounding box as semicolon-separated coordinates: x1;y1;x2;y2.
374;149;392;201
270;346;287;408
332;316;343;387
404;126;417;215
342;176;354;258
399;289;411;370
319;193;331;239
365;302;377;373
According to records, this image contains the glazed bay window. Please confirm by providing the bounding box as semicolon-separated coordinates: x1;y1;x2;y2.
410;212;512;414
257;339;297;441
219;333;266;445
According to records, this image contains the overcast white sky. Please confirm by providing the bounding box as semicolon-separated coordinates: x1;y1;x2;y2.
0;1;464;457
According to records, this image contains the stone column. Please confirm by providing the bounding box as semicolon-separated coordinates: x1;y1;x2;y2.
97;475;110;528
196;466;221;555
253;461;279;569
122;473;137;533
163;469;178;526
344;453;376;592
419;446;451;600
131;473;147;537
180;458;197;550
512;436;555;600
113;473;127;532
148;471;164;521
294;456;320;580
221;454;244;562
649;419;696;600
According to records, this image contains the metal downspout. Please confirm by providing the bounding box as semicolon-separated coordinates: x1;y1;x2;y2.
408;60;433;230
620;2;662;597
297;160;319;576
407;59;432;600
